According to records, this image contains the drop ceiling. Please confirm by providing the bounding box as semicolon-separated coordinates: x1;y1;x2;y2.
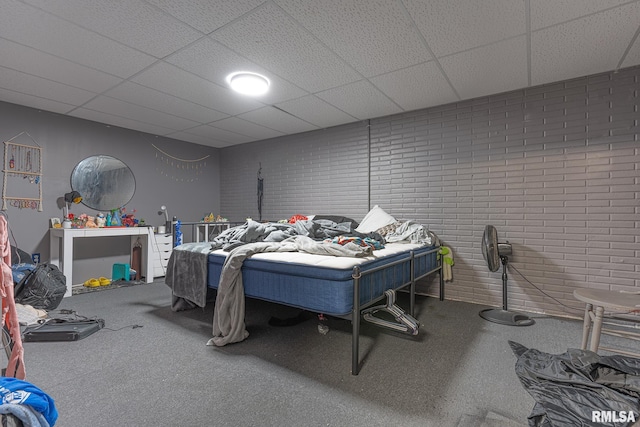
1;0;639;148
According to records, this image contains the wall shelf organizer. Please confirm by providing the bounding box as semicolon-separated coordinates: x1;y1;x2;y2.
2;132;43;211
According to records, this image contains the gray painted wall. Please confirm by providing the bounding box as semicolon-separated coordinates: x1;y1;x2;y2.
220;66;640;317
0;101;220;282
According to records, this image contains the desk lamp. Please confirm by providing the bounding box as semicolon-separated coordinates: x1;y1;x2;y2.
159;205;171;233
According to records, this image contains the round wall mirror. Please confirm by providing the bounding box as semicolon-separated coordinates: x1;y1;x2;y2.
71;155;135;211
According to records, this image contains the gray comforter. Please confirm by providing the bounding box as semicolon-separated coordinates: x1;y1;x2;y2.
209;218;372;251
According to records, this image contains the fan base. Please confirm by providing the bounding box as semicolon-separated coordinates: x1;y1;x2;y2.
479;308;534;326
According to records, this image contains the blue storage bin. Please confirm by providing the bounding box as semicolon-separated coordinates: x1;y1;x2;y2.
112;263;130;281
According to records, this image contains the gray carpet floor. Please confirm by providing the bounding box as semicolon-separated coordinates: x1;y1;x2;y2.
18;280;636;427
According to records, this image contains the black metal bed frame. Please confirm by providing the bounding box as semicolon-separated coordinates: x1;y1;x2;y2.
345;246;444;375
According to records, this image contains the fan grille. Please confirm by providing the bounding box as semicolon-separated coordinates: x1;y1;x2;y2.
482;225;500;272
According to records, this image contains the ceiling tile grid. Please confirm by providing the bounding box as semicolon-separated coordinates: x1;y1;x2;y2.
369;61;459;111
275;0;433;77
145;0;268;34
440;36;530;100
402;0;526;57
211;2;362;93
0;38;121;94
22;0;203;58
164;37;308;104
530;2;640;86
130;62;264;116
239;106;320;134
316;80;404;120
0;64;97;106
104;82;230;124
80;96;202;130
275;95;358;129
0;0;638;148
0;0;157;78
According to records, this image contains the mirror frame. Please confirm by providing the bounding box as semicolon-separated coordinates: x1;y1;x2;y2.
70;155;136;211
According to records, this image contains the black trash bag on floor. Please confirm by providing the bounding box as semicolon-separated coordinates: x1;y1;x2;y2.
509;341;640;427
14;263;66;310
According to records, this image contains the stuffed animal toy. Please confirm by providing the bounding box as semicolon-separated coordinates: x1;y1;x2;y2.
85;216;98;228
96;212;106;227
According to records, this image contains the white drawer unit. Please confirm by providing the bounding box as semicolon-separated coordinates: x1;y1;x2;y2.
150;233;173;278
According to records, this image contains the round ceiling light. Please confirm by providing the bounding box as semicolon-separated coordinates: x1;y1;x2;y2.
226;72;270;96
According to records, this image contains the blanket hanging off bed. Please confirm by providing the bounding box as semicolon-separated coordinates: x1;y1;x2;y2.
207;235;372;346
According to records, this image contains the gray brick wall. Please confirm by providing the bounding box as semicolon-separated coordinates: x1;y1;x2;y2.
220;66;640;317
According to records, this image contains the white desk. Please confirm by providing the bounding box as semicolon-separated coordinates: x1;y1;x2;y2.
49;227;154;297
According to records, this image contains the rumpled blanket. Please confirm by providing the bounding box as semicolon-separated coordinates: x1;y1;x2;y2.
165;242;212;311
207;235;371;346
210;219;382;251
385;220;439;245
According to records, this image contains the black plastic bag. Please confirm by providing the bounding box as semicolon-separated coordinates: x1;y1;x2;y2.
510;341;640;427
14;264;66;310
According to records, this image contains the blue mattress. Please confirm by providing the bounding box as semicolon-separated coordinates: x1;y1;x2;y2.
207;244;439;316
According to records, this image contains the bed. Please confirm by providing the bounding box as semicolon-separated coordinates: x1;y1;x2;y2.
166;208;444;375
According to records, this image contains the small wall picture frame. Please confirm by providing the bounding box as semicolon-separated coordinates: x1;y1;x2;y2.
50;218;61;228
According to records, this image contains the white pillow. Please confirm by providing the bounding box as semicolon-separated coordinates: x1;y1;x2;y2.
355;205;396;233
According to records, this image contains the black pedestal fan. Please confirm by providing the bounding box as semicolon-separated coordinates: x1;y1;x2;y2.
479;225;534;326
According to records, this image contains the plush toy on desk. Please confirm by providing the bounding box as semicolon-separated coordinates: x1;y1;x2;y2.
96;213;106;228
121;214;137;227
85;215;98;228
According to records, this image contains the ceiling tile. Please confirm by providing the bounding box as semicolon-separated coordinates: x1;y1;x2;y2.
239;106;319;134
530;0;633;30
0;65;97;106
165;37;307;104
0;88;75;115
146;0;267;34
275;95;358;128
131;62;264;115
370;61;459;111
0;38;121;93
70;108;177;136
23;0;202;58
81;96;202;130
440;36;528;100
531;3;640;86
183;125;255;145
275;0;432;77
316;80;403;120
104;82;228;124
166;130;228;148
211;2;361;92
403;0;526;57
0;1;156;78
209;117;284;140
623;35;640;68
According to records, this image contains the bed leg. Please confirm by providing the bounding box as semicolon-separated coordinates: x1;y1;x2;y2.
439;256;445;301
352;305;360;376
410;251;416;317
352;267;361;375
